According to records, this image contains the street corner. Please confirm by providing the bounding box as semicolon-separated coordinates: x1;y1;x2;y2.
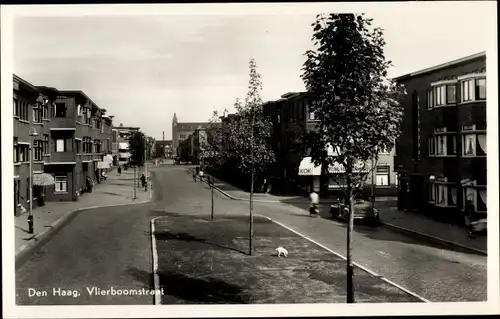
152;214;422;304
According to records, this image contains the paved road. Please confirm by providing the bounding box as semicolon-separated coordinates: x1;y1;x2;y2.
16;202;154;305
16;164;487;304
153;166;486;302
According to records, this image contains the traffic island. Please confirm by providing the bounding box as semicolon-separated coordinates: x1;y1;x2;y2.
154;214;422;304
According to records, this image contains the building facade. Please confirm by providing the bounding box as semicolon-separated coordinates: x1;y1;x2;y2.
13;75;115;216
171;112;209;158
112;124;140;165
263;92;397;197
394;52;487;224
155;140;172;158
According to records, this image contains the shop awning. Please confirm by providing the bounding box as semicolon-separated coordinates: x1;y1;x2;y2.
97;161;111;169
298;157;322;176
298;157;370;176
118;142;129;149
104;154;114;164
33;173;55;186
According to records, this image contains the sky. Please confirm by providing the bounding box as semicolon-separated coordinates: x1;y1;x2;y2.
11;3;495;140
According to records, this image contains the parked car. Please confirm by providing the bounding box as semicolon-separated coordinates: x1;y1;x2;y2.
330;199;380;226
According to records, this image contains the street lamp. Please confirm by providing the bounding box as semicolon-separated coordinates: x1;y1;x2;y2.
28;127;38;234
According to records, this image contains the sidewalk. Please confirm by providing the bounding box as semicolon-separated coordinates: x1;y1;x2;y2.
199;170;487;256
15;167;152;259
153;214;421;304
379;206;487;255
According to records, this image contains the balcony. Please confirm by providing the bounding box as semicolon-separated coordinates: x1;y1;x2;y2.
51;117;76;129
46;152;76;164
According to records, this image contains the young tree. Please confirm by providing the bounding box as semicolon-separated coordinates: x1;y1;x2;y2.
226;59;276;255
302;14;405;303
128;131;146;167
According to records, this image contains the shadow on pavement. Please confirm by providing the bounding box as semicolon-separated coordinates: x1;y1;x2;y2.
158;271;248;304
155;230;248;255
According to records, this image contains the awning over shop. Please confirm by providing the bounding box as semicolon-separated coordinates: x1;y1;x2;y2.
104;154;114;164
33;173;55;186
298;157;322;176
118;142;129;150
298;157;370;176
97;161;111;169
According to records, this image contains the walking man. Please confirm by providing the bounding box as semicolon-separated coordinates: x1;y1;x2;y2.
309;190;320;216
140;173;146;190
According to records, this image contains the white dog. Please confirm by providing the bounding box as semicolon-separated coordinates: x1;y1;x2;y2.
275;246;288;258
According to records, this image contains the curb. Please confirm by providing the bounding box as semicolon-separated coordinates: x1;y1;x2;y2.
381;222;487;256
256;214;431;303
15;197;153;268
150;217;162;305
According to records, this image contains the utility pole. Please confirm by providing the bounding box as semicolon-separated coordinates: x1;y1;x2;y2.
28;127;38;234
162;131;165;158
144;136;148;185
371;156;376;208
211;175;214;221
133;165;137;200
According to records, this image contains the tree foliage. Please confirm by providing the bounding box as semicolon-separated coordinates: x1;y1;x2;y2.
128;131;146;166
302;13;405;194
205;59;276;179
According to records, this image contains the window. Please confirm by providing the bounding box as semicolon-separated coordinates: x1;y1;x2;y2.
55;176;68;193
428;136;435;155
42;102;49;119
436;184;447;205
435;86;446;106
76;140;81;154
428;183;436;202
83;137;92;153
33;105;42;123
436;135;446;155
427;89;434;109
461;79;474;102
43;135;49;154
13;99;19;116
462;125;486;156
375;166;390;186
446;85;456;104
55;103;66;117
475;78;486;100
33;140;43;161
462;186;486;212
56;139;66;152
77;105;82;116
18;144;29;162
379;147;390;155
309;110;316;120
18;101;29;121
448;186;458;206
14;138;19;163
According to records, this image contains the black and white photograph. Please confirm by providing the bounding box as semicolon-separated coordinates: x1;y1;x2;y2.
1;2;498;318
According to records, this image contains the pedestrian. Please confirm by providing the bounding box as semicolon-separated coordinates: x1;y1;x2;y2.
199;169;204;182
309;190;320;216
140;173;146;189
117;166;122;175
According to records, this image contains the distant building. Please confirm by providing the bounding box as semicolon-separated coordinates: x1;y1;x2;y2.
263;92;396;197
394;52;487;225
112;123;140;165
171;113;209;158
155;140;172;158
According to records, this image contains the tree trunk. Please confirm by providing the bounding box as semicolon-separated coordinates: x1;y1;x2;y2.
346;175;355;303
249;168;254;255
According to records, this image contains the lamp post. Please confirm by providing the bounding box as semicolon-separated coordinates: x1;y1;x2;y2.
144;136;148;185
28;127;38;234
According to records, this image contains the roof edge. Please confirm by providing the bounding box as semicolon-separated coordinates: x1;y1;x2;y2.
393;51;486;81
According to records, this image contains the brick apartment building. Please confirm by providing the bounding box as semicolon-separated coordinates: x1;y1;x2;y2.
171;112;209;158
394;52;487;224
13;75;114;215
263;92;397;197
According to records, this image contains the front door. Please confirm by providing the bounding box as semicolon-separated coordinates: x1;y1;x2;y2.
14;180;20;215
